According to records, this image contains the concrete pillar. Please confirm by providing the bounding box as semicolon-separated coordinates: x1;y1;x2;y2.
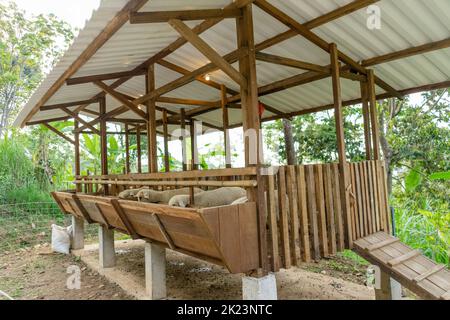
242;273;277;300
144;242;166;300
375;270;402;300
99;226;115;268
71;216;84;250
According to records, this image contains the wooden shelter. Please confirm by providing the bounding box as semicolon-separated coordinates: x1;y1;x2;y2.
15;0;450;300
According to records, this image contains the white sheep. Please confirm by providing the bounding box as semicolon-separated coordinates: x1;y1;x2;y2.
118;188;142;200
136;187;203;204
168;187;247;208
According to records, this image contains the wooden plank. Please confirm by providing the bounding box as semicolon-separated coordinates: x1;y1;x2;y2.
330;43;353;248
110;199;140;239
255;52;330;73
306;165;320;261
414;265;446;283
267;174;280;271
71;195;95;224
278;166;291;268
168;19;246;87
361;162;373;234
354;163;365;238
387;250;421;267
296;165;311;262
314;165;329;257
218;205;241;273
130;9;241;23
366;161;378;233
323;164;337;254
286;165;301;265
237;203;260;273
331;163;345;251
365;237;399;252
371;161;381;231
152;213;176;250
349;163;359;240
40;98;100;111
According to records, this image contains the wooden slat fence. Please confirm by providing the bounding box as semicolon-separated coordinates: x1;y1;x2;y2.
265;160;391;272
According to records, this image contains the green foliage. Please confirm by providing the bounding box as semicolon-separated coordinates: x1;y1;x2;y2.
0;1;74;136
0;134;50;203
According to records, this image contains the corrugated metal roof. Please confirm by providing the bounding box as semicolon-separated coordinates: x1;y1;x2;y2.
14;0;450;129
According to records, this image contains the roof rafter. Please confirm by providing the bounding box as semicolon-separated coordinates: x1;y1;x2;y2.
21;0;150;127
130;9;242;24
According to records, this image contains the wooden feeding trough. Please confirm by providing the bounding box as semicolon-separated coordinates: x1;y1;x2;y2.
52;191;260;274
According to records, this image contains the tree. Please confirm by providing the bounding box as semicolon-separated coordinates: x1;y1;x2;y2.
0;1;74;137
379;89;450;194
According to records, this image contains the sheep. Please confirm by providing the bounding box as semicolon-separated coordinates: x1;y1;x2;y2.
118;188;142;200
136;187;203;204
168;187;247;208
231;196;248;205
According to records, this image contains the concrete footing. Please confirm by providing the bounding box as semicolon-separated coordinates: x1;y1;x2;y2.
242;273;277;300
144;242;167;300
99;226;115;268
71;216;84;250
375;270;402;300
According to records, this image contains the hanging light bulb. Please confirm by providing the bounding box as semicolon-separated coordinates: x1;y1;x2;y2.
205;74;211;81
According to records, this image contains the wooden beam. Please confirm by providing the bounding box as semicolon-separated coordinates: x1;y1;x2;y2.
146;64;158;173
136;125;142;173
66;69;146;86
157;59;238;95
180;108;187;171
94;81;148;119
125;124;131;174
367;70;381;160
362;37;450;67
99;97;108;179
74;121;81;192
254;0;403;99
221;85;232;168
61;107;100;135
130;9;241;24
360;80;372;160
330;43;353;248
26;116;72;126
168;19;247;88
21;0;150;127
237;3;268;274
162;110;170;172
256;52;330;73
40;98;100;111
42;123;75;145
156;96;218;107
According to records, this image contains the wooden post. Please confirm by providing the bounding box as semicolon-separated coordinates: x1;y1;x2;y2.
190;119;198;170
330;43;353;248
136;125;142;173
282;118;297;165
367;69;381;160
162;109;170;172
221;85;232;168
99;97;108;194
360;81;372;160
74;120;81;192
180;108;188;171
125;124;131;174
236;4;268;274
146;64;158;173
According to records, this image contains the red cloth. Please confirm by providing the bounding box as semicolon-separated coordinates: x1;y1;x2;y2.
259;102;265;117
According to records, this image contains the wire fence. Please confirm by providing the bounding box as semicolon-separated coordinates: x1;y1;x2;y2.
0;202;98;254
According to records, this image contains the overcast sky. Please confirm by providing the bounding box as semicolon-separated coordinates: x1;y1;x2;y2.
13;0;100;29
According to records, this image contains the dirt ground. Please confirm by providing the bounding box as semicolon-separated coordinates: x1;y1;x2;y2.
0;245;131;300
0;240;376;300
